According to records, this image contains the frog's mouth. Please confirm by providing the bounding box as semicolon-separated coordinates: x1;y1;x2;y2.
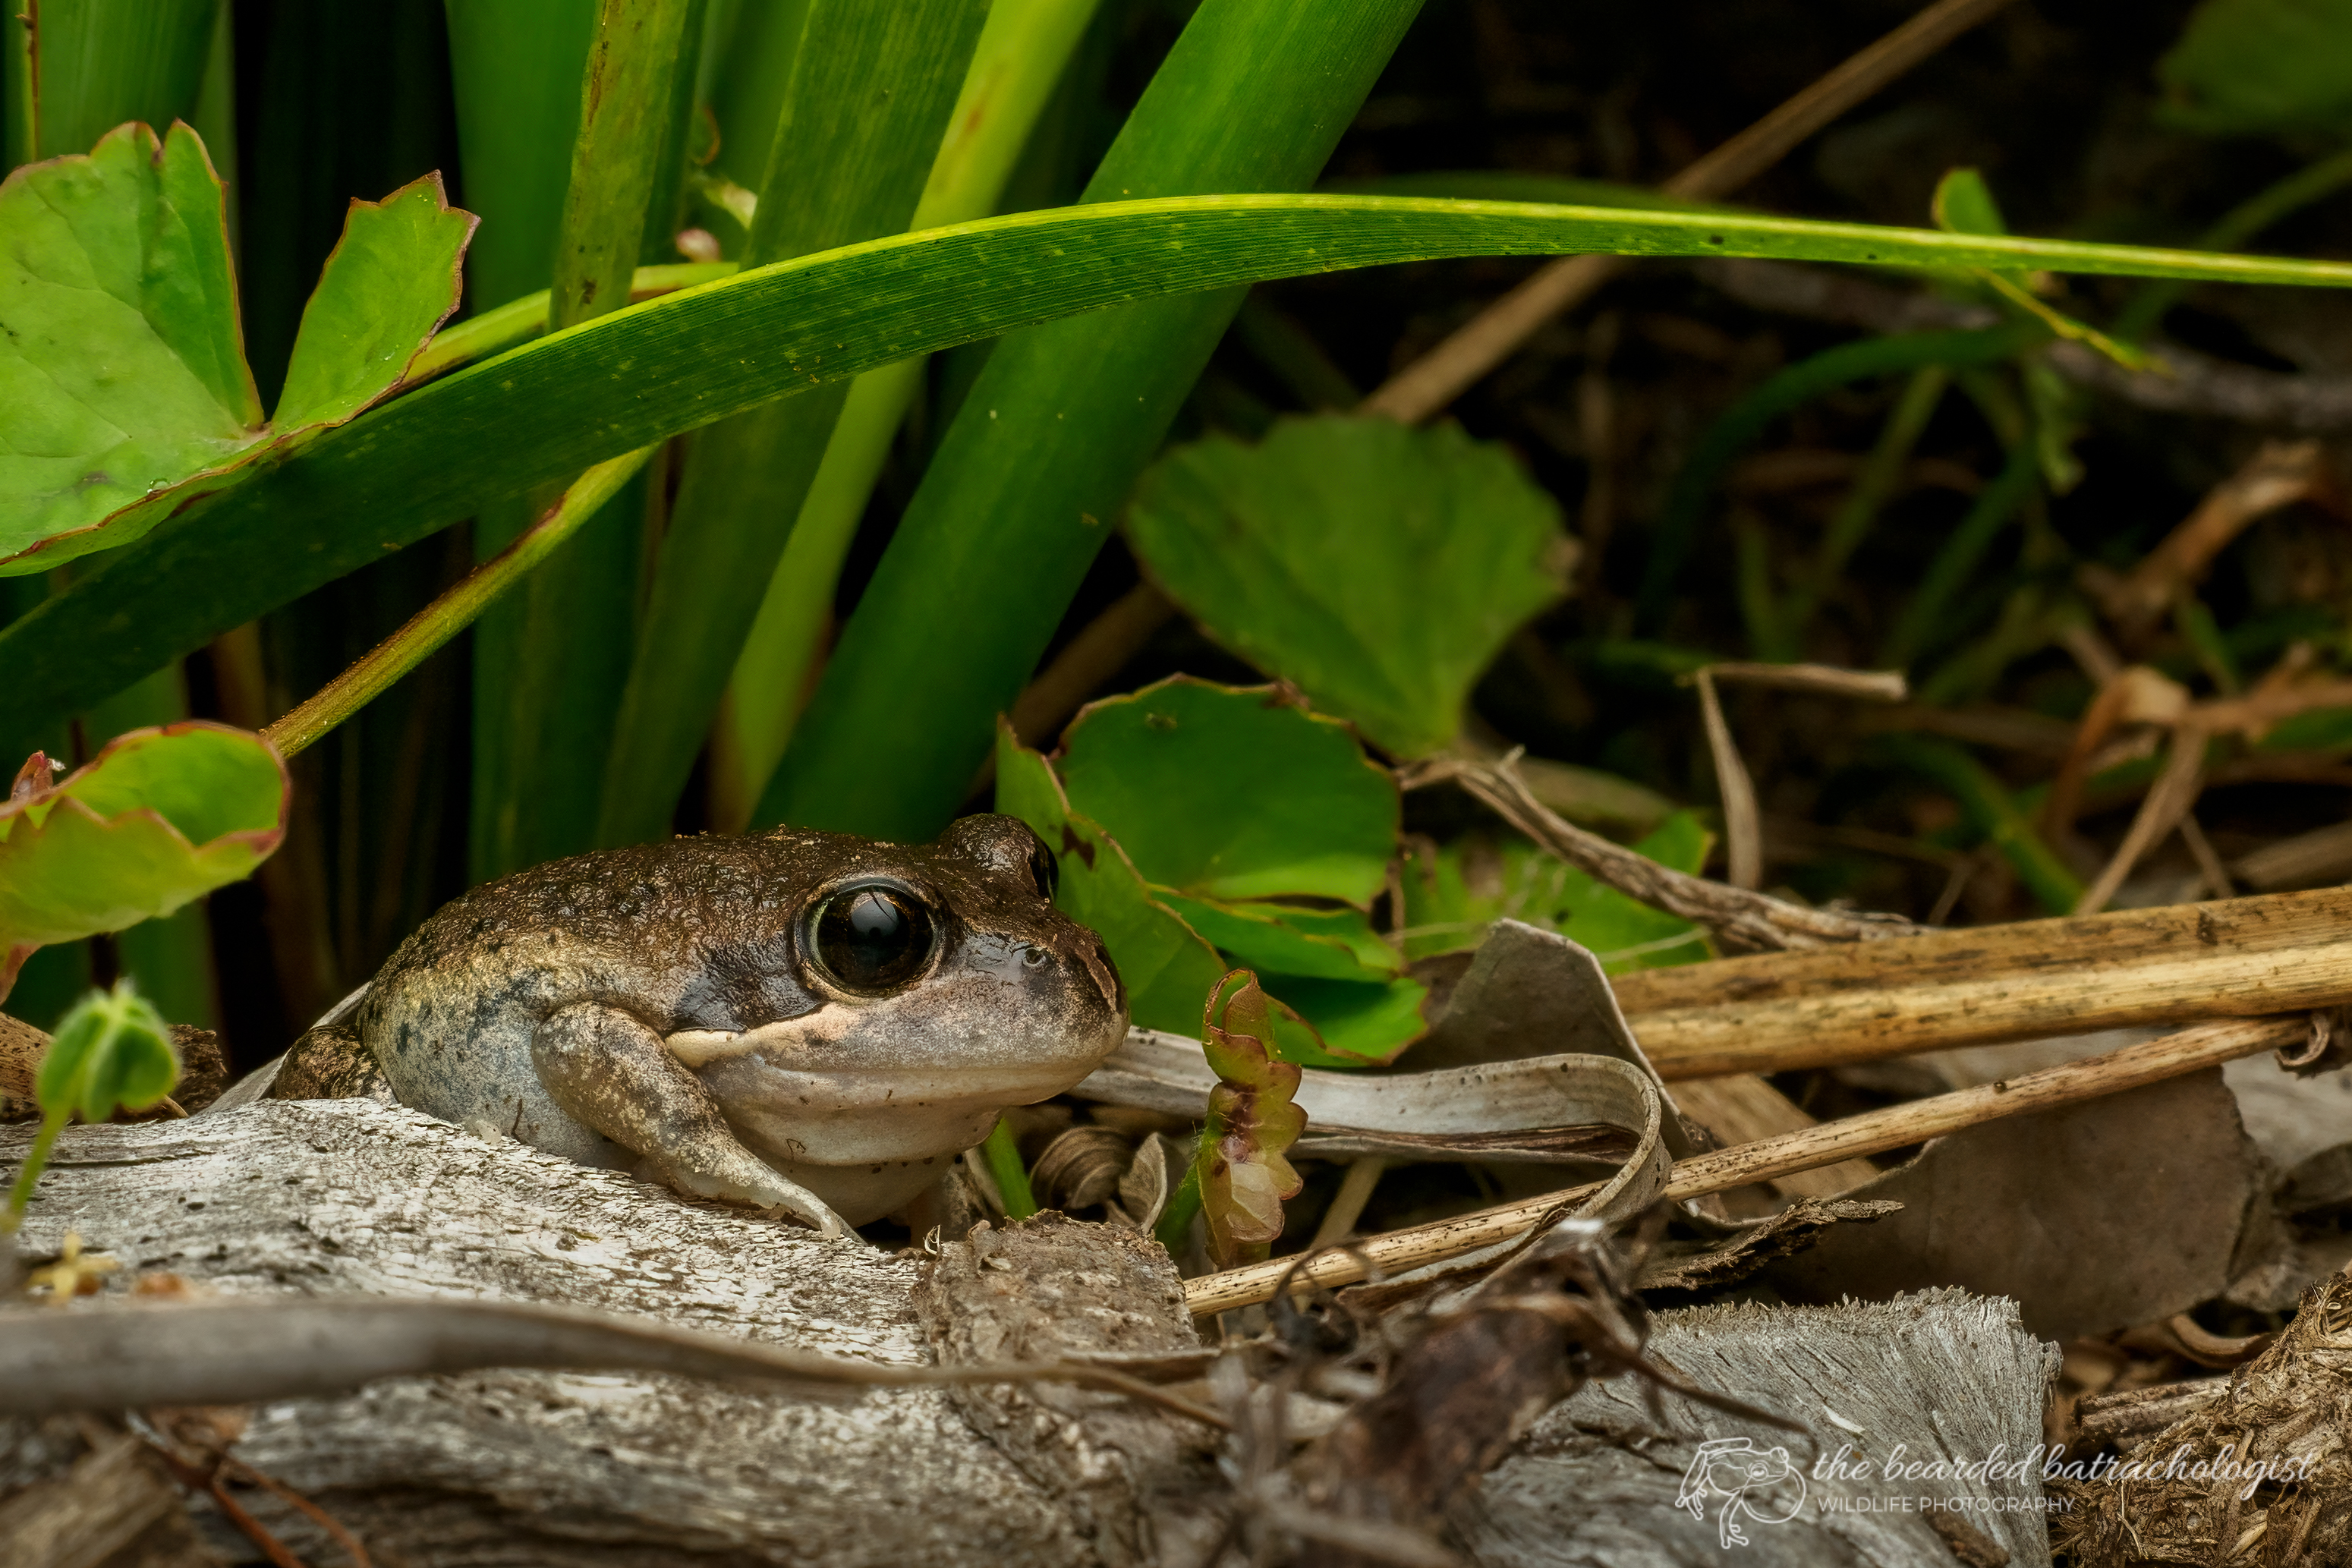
662;1000;1122;1167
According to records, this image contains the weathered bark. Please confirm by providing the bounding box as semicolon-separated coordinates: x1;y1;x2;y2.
0;1100;1197;1567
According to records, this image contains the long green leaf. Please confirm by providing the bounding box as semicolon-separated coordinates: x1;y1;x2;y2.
710;0;1108;830
5;0;218;167
451;0;702;880
11;193;2352;752
594;0;988;848
446;0;622;882
550;0;698;332
755;0;1429;843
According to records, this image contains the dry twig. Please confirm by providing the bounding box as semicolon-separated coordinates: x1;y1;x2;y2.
1359;0;2022;422
0;1296;1231;1428
1612;883;2352;1076
1182;1015;2303;1315
1412;752;1923;952
2087;441;2335;631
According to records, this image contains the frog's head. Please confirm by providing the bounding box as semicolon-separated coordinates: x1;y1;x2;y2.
670;814;1126;1223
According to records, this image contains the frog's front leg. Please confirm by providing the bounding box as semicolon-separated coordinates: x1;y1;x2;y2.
531;1002;852;1239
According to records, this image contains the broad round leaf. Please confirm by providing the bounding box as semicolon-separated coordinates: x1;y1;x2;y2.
992;719;1225;1037
1127;417;1573;759
1052;676;1397;906
1400;811;1715;971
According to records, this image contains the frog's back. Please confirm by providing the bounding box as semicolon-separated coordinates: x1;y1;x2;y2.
358;833;831;1159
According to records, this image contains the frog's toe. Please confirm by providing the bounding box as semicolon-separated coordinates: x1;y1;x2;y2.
648;1151;852;1239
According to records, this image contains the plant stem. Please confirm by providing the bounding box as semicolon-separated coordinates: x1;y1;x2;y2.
1636;324;2041;631
264;449;659;760
1767;365;1948;660
1880;436;2039;669
2;1110;66;1236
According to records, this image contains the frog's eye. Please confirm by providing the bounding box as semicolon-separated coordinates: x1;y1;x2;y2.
810;883;937;994
1027;842;1059;901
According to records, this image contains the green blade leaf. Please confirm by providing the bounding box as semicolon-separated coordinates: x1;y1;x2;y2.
1195;970;1305;1268
711;0;1110;827
757;0;1429;844
992;718;1226;1037
1127;415;1573;760
1053;677;1397;907
0;723;288;1002
5;1;220;166
13;192;2352;747
33;978;177;1123
595;0;990;849
0;121;474;575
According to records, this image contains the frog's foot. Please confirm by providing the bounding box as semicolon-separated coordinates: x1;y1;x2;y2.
531;1002;853;1239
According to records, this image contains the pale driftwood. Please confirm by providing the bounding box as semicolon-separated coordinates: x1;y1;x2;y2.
0;1099;1199;1566
1611;885;2352;1078
1456;1289;2058;1568
1182;1015;2300;1315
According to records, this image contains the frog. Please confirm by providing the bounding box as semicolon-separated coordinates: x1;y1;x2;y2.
270;815;1126;1238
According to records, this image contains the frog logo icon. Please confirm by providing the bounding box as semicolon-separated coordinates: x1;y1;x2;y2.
1674;1437;1807;1548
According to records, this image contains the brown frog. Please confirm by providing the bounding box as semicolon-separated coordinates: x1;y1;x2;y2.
275;816;1125;1237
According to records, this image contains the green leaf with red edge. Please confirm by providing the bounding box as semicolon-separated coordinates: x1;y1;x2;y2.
0;121;476;575
1196;970;1306;1269
0;723;289;1003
